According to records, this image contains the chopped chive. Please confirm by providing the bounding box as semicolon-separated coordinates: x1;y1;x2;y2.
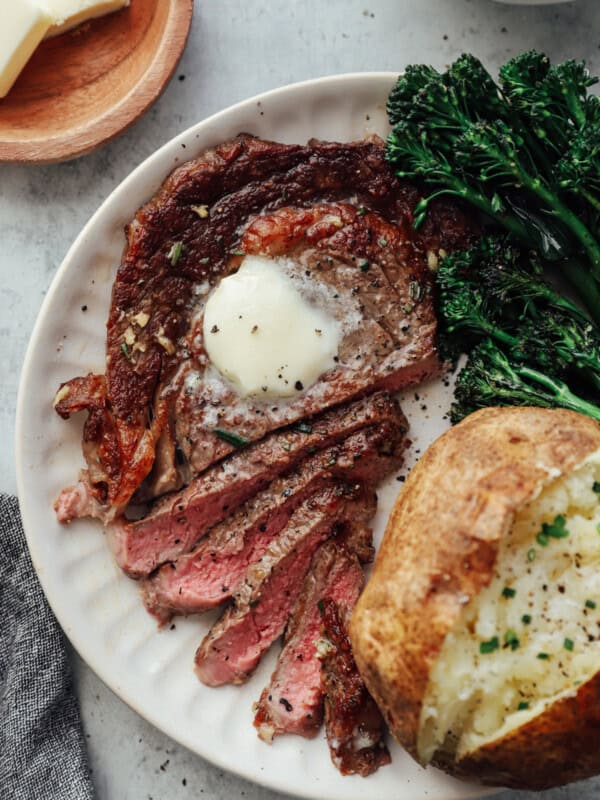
517;701;529;711
281;441;292;452
378;237;388;248
537;652;550;660
564;638;574;651
536;531;549;547
358;259;370;272
502;587;516;599
168;241;183;266
357;206;368;216
521;614;532;625
585;600;597;610
479;637;499;655
120;342;131;360
294;421;313;434
214;428;249;448
248;598;260;607
504;630;520;650
536;515;569;546
231;249;245;257
593;482;600;493
317;599;325;615
199;256;210;265
597;522;600;535
527;548;537;562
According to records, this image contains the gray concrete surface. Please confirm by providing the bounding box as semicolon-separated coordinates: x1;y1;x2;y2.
2;1;600;797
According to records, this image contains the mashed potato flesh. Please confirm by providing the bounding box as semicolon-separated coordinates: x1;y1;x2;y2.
418;451;600;763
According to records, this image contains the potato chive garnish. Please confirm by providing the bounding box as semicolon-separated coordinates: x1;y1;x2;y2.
522;614;532;625
536;515;570;547
168;241;183;266
504;630;520;651
517;701;530;711
502;586;516;598
479;637;499;654
585;600;597;609
564;638;575;651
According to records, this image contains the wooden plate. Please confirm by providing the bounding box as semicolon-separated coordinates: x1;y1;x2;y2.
0;0;193;164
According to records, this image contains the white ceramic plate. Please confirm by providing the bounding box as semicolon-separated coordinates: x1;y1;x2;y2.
16;74;493;800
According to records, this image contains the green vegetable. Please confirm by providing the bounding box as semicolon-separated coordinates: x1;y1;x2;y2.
385;51;600;321
564;637;575;651
504;629;520;650
450;339;600;425
585;600;597;610
479;636;500;654
522;614;532;625
517;701;530;711
593;482;600;493
502;587;516;598
537;652;550;660
437;237;600;410
214;428;249;448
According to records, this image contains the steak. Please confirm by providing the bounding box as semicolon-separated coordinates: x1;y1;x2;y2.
320;598;391;777
194;485;376;687
253;542;364;742
142;418;405;623
54;135;475;519
107;392;404;577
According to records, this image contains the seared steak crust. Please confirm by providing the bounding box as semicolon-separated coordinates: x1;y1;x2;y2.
253;543;364;742
320;598;391;776
194;486;376;687
54;135;475;517
142;417;405;622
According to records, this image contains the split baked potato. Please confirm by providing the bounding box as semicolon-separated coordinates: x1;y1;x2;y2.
350;406;600;790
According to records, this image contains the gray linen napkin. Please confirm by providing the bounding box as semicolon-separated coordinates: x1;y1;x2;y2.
0;493;95;800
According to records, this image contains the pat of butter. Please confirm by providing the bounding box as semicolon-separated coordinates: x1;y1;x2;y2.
0;0;52;98
204;255;341;398
44;0;130;38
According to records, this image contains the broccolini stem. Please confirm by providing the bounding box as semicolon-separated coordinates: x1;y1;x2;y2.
519;175;600;273
417;184;532;243
578;187;600;216
518;364;600;421
561;257;600;326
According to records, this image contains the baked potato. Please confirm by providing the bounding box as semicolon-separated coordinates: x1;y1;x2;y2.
350;406;600;790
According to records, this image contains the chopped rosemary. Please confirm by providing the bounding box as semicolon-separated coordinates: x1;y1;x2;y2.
168;241;183;266
479;637;499;655
408;280;422;301
214;428;249;448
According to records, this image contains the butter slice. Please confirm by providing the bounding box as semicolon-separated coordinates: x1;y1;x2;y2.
44;0;130;38
0;0;52;98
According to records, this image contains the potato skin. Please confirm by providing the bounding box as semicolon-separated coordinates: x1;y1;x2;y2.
350;406;600;789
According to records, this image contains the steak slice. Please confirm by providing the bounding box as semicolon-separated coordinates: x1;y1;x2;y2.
194;485;376;687
253;542;364;742
54;134;475;517
142;418;404;623
320;598;391;777
107;392;404;577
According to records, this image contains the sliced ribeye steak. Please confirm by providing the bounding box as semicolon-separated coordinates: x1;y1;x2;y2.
54;135;475;520
320;598;391;777
142;415;405;622
107;392;405;577
194;485;376;687
253;542;364;742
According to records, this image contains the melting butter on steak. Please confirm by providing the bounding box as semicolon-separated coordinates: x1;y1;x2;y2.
54;135;475;520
